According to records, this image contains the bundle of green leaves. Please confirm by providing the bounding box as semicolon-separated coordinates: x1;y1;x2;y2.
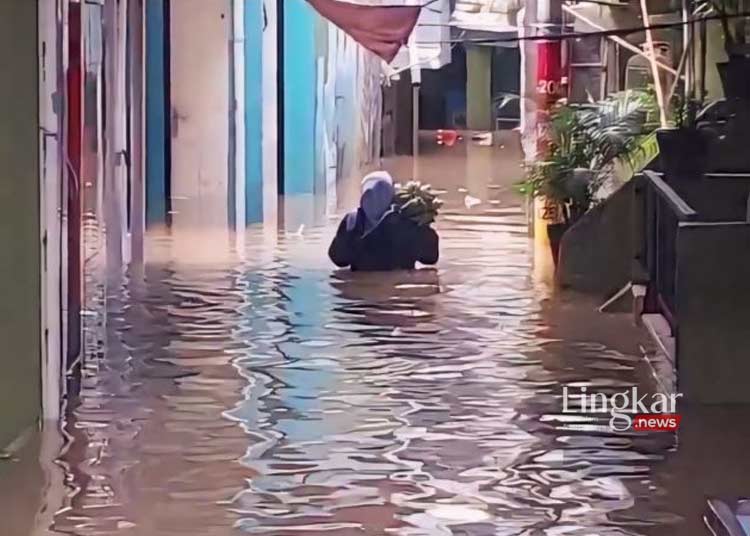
394;181;444;226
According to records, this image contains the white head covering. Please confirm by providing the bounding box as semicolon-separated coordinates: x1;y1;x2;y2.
360;175;395;232
345;171;396;233
361;170;394;188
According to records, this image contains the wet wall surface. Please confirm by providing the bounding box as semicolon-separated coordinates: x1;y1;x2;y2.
3;138;750;536
0;0;42;450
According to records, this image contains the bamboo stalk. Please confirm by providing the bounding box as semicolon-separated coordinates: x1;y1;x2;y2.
682;0;692;98
667;39;691;104
700;18;707;101
561;5;680;76
639;0;670;127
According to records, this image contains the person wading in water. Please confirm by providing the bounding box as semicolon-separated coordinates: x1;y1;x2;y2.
328;171;439;271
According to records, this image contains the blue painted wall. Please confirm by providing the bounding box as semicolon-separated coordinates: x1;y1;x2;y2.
245;1;264;224
283;0;317;195
145;0;167;226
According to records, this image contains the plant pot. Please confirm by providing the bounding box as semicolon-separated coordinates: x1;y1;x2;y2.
547;222;570;267
567;168;595;201
656;128;712;178
717;56;750;101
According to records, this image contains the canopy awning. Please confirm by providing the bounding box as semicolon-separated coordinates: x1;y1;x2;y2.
306;0;422;62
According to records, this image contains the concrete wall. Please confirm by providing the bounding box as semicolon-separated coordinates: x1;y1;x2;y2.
104;0;133;267
280;3;383;215
420;47;466;130
130;0;147;262
466;46;493;131
520;1;539;163
668;175;750;222
676;222;750;403
557;179;636;297
318;22;382;211
0;0;41;446
144;0;382;228
38;0;64;421
146;0;267;227
382;72;413;156
697;21;726;101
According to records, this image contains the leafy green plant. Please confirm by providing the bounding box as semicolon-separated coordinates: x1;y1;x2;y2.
669;93;702;129
577;90;660;168
394;181;444;226
518;90;659;224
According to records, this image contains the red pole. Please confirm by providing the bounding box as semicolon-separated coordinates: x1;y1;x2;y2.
535;38;562;155
534;0;563;149
533;0;564;261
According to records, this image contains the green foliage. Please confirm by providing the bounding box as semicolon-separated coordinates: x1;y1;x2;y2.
669;93;702;129
394;181;444;226
575;90;659;169
519;90;659;223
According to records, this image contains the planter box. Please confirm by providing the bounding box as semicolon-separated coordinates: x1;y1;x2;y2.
717;57;750;101
656;128;712;179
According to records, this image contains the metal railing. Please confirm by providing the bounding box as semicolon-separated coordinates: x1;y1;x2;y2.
637;171;698;333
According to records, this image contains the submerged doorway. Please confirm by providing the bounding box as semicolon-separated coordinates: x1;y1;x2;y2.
169;0;232;231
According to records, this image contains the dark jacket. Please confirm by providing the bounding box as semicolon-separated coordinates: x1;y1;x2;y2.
328;208;439;271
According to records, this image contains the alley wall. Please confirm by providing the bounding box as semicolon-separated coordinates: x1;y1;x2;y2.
0;0;42;447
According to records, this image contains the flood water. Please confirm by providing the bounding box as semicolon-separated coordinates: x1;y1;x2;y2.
4;138;750;536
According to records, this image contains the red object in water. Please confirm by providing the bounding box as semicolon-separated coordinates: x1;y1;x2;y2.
436;130;459;147
306;0;421;63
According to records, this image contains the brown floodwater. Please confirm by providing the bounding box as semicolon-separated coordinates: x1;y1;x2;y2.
3;136;750;536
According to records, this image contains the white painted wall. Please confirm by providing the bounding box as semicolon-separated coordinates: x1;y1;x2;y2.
38;0;64;421
319;23;383;208
232;0;246;247
170;0;232;231
104;0;132;268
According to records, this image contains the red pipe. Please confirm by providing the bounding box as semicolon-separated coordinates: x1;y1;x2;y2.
535;40;563;154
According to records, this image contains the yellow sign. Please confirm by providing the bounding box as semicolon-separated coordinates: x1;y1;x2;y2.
535;196;564;225
617;132;660;182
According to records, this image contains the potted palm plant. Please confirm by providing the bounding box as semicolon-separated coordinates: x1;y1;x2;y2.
519;91;659;263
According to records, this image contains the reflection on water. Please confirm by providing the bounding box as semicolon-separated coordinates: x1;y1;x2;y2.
12;141;750;535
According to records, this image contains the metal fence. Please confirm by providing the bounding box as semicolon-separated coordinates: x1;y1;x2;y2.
637;171;698;334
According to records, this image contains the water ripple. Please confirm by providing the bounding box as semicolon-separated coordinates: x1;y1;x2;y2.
50;184;681;536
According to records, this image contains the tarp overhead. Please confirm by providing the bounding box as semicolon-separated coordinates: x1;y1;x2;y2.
306;0;421;62
390;0;451;71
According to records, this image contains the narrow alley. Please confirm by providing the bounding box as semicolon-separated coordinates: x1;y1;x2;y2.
3;0;750;535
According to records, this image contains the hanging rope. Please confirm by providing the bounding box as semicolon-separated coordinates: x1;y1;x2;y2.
414;10;750;45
